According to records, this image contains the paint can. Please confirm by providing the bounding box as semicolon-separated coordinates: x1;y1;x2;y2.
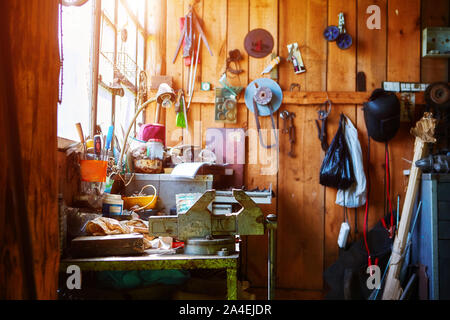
102;193;124;218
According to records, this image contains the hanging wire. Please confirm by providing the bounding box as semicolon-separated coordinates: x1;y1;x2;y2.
58;1;64;104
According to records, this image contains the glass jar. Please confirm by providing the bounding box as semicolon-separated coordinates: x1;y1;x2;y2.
133;139;164;174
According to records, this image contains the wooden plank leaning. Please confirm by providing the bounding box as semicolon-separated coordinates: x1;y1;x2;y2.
382;112;437;300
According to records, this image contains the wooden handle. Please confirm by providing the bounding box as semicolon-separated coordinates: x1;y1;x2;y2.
75;123;85;144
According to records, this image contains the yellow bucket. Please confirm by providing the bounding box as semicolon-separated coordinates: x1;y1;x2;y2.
123;185;158;211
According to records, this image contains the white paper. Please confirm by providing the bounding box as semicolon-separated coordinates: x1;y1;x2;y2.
170;162;207;179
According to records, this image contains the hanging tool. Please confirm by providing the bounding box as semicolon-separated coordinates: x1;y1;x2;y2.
290;83;301;92
280;111;296;157
261;56;281;75
315;100;332;152
182;12;193;60
185;35;202;113
172;5;213;64
280;110;290;134
226;49;244;75
244;78;282;149
288;112;296;158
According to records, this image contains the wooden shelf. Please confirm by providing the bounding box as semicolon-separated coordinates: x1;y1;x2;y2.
150;90;425;106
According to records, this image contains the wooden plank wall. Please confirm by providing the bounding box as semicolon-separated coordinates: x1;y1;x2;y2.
0;0;60;299
148;0;447;299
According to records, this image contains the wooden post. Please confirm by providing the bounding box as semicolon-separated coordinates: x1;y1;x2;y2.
382;113;437;300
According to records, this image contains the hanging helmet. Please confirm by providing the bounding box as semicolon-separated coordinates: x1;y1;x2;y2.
363;89;401;143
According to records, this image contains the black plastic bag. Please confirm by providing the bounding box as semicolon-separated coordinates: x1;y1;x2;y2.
319;114;355;189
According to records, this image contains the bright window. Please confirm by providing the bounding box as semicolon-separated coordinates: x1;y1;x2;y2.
57;2;93;141
58;0;151;143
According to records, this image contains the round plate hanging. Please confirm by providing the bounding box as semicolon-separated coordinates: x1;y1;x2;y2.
244;29;274;58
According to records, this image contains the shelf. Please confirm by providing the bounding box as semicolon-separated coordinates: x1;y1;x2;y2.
150;90;425;106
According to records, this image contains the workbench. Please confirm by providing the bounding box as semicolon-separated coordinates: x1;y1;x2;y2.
60;251;239;300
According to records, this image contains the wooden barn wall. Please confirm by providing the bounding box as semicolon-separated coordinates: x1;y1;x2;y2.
0;0;61;299
146;0;448;298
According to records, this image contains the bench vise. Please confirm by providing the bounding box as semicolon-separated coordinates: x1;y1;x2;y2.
148;188;278;300
148;189;268;240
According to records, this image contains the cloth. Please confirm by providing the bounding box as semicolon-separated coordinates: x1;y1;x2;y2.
85;217;155;249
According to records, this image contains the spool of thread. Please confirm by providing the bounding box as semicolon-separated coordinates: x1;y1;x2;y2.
102;194;124;218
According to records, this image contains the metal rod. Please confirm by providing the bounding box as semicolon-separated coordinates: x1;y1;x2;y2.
266;214;277;300
89;0;102;138
186;35;202;111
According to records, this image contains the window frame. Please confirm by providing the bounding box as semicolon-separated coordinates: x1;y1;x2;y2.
90;0;149;139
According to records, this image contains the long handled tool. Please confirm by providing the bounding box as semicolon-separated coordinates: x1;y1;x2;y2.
185;35;201;112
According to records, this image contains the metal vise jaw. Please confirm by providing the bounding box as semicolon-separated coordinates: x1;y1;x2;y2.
148;189;265;240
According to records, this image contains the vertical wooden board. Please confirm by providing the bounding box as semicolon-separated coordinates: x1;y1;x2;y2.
1;0;60;299
305;0;329;91
198;0;227;148
165;0;184;147
200;0;227;89
421;0;449;83
387;0;421;216
225;0;249;131
145;0;166;125
183;0;203;94
182;1;203;146
183;103;202;147
276;0;325;292
278;0;307;91
325;0;357;270
277;104;326;290
226;0;249;89
246;0;278;290
356;0;387;233
225;0;250;282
